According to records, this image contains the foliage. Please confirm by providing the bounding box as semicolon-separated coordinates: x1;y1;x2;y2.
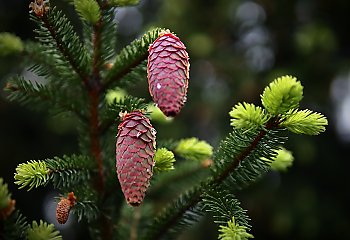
280;109;328;135
218;216;254;240
0;32;24;56
154;148;176;173
0;178;12;210
175;138;214;161
261;75;303;115
268;147;294;172
229;103;269;131
0;0;328;239
27;220;62;240
74;0;100;24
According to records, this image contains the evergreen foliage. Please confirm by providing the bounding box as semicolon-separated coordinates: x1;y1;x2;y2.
229;102;269;131
27;220;62;240
203;187;250;228
0;32;24;56
218;216;254;240
268;147;294;172
281;109;328;135
153;148;176;173
175;138;213;161
261;75;303;115
1;0;328;239
0;210;28;239
74;0;100;24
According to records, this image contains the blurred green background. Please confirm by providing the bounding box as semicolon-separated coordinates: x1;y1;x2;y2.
1;0;349;239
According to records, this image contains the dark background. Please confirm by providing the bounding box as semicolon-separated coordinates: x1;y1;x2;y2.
1;0;349;239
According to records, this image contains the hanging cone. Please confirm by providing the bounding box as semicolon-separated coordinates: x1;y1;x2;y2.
116;111;156;206
147;31;190;117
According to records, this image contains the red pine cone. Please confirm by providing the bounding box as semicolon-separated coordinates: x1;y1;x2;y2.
116;111;156;206
147;31;190;117
56;192;76;224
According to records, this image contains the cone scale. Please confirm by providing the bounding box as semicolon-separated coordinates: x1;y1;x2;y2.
116;111;156;206
147;32;190;117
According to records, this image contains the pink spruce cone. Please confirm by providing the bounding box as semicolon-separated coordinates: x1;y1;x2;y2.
147;31;190;117
116;111;156;206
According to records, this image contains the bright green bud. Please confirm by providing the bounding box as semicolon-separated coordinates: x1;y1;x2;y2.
106;88;127;105
0;178;11;209
148;104;173;124
27;220;62;240
175;138;213;161
154;148;176;173
229;102;269;131
270;147;294;172
14;160;50;191
0;33;24;56
218;216;254;240
280;109;328;135
74;0;101;24
261;75;303;115
109;0;140;7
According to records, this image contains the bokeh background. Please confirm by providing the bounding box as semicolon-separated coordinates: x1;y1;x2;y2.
1;0;349;239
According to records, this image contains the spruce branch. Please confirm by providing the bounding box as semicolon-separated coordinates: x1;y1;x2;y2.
144;119;282;239
280;109;328;135
218;216;254;240
74;0;101;24
99;95;148;134
72;200;99;222
46;155;94;189
5;76;87;119
108;0;140;7
203;187;250;228
213;118;281;187
175;138;214;161
14;160;50;191
103;28;166;90
0;32;24;56
267;147;294;172
261;75;303;115
0;210;28;239
30;5;90;86
142;187;204;240
27;220;62;240
229;102;269;131
14;155;94;191
154;148;176;173
0;178;16;220
148;160;211;200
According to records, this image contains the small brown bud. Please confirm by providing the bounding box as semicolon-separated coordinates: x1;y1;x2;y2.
105;62;114;70
0;200;16;220
56;192;76;224
201;159;213;168
29;0;49;17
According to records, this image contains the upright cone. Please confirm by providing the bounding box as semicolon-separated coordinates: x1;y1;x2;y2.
56;192;76;224
147;31;190;117
116;111;156;206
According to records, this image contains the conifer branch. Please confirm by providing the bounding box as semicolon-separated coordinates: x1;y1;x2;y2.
214;117;279;185
31;8;90;87
144;118;281;239
5;76;87;120
102;28;165;91
14;155;94;191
